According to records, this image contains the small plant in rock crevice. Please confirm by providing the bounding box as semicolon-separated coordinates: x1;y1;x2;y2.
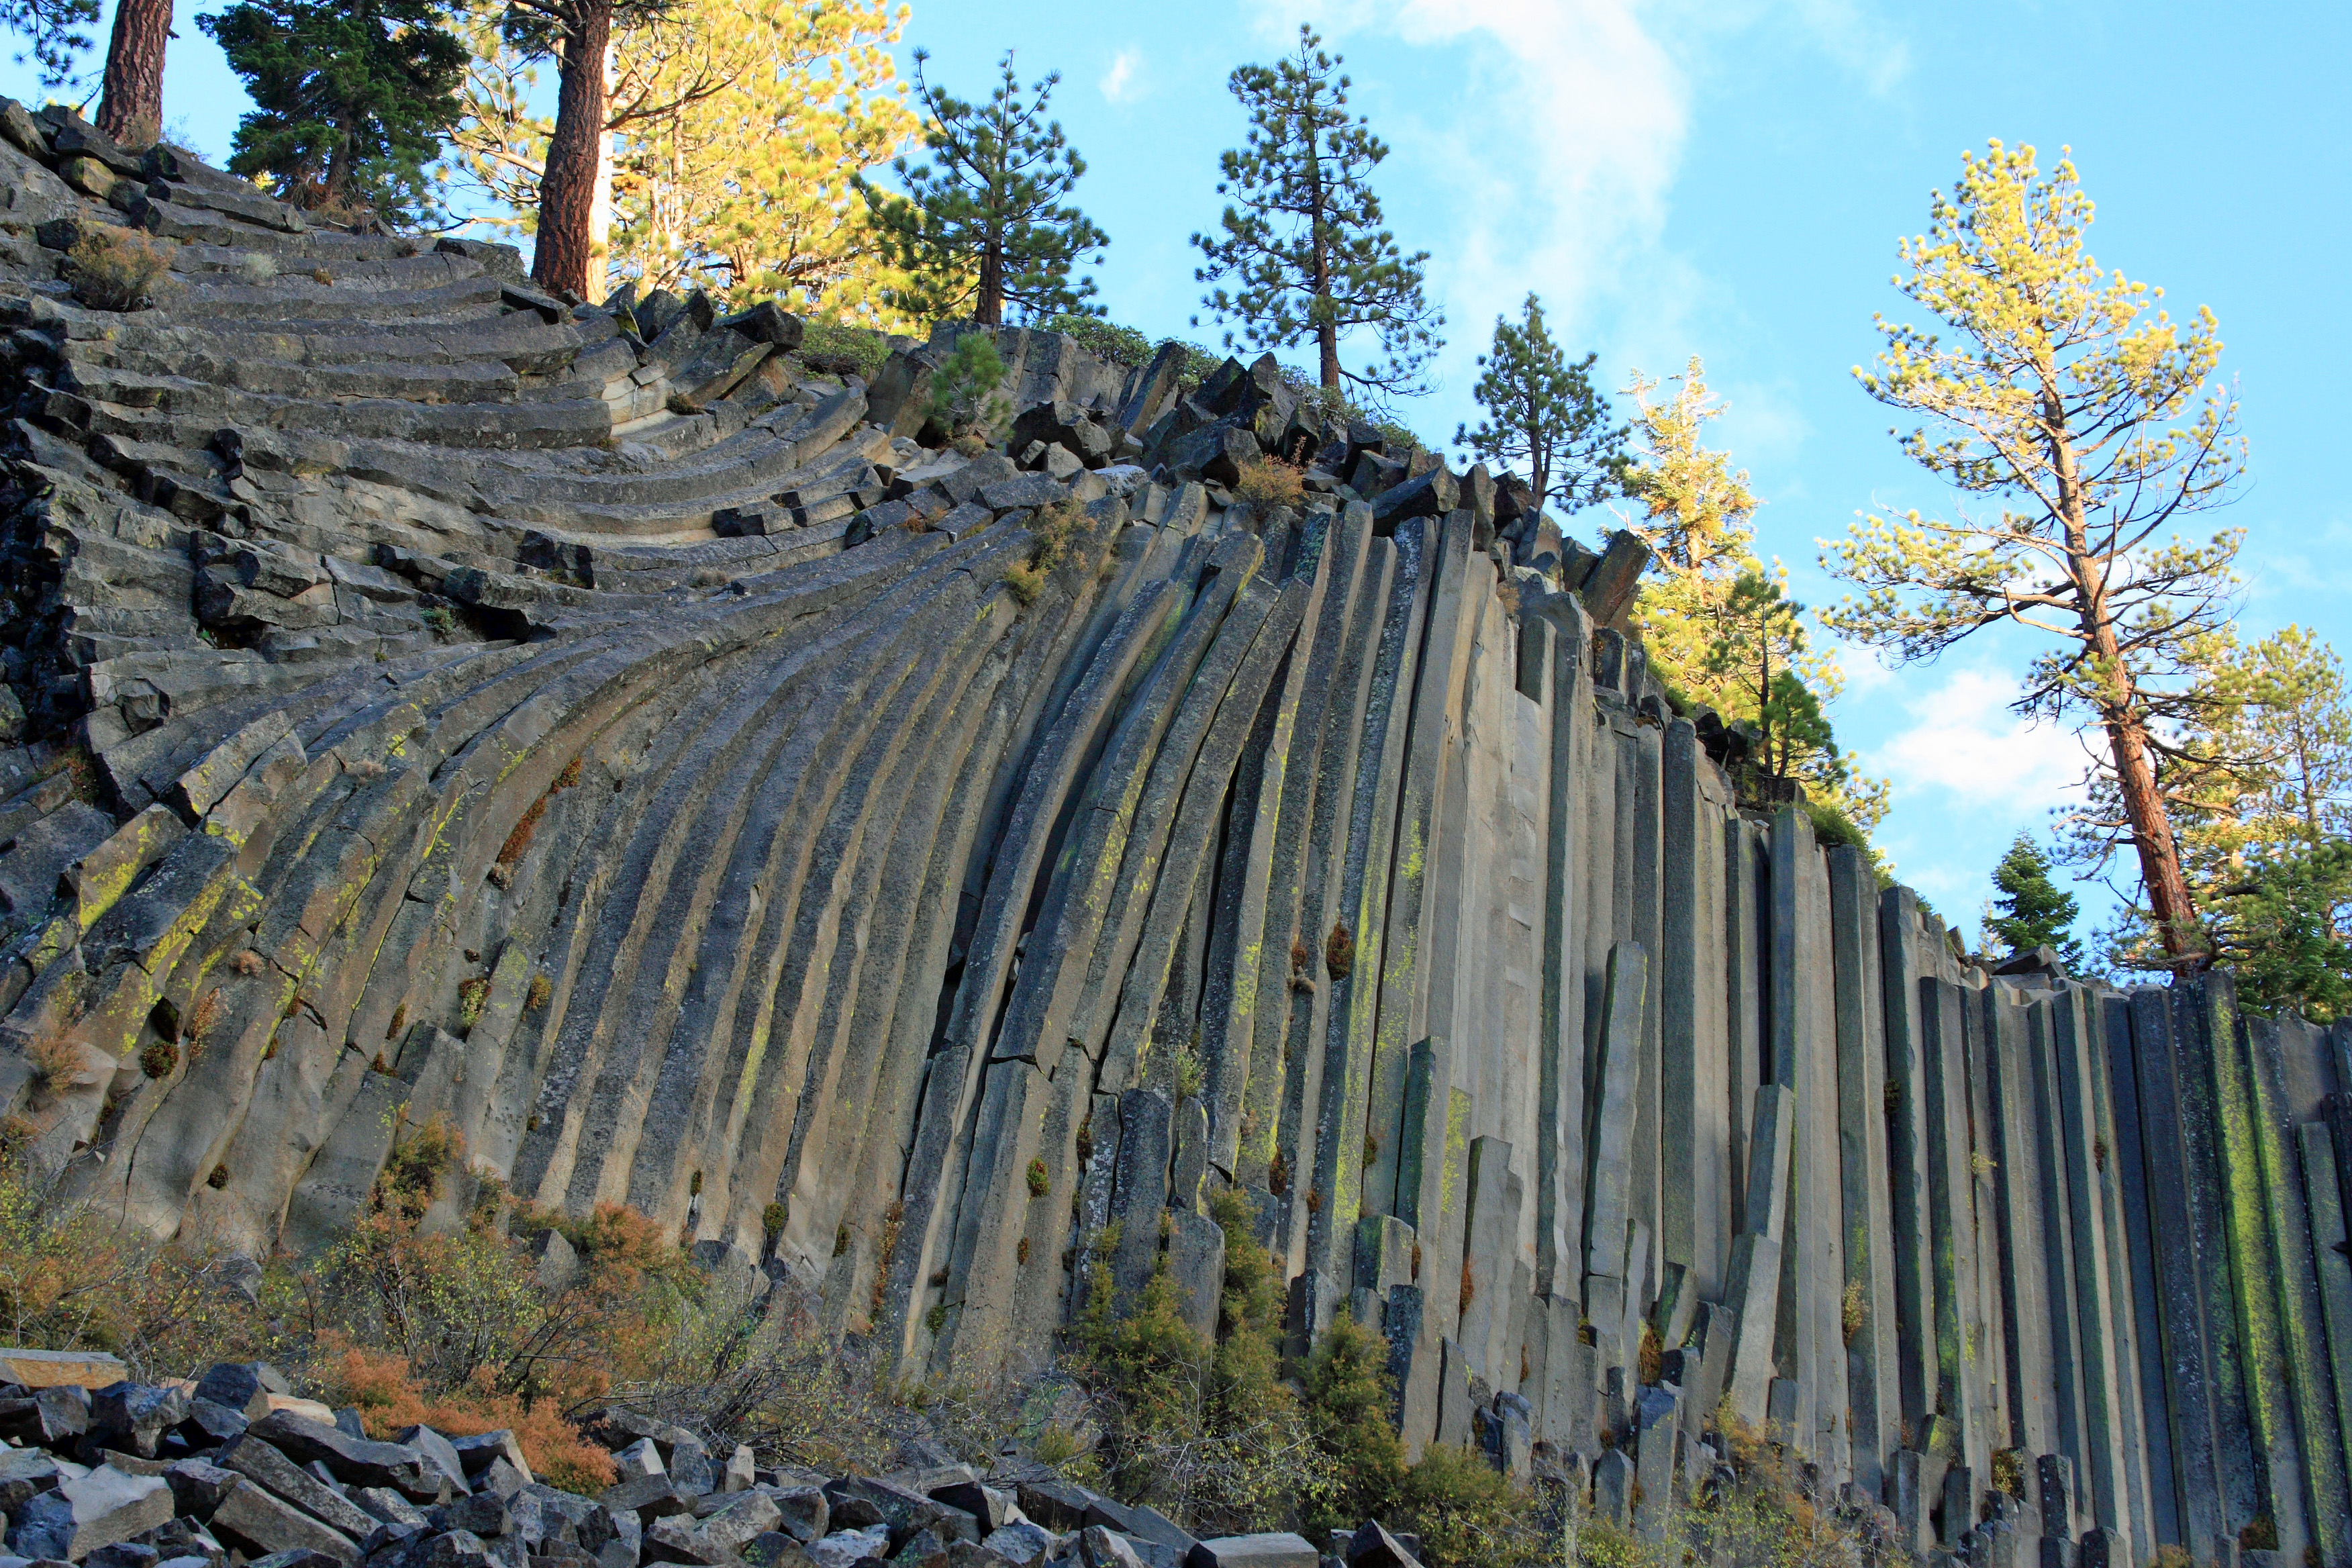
67;228;176;310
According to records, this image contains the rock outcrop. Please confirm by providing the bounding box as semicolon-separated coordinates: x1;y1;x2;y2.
1;105;2350;1567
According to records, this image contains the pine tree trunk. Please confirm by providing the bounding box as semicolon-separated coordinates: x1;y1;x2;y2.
95;0;173;146
533;0;614;297
2103;704;2200;961
2051;401;2202;965
977;240;1001;327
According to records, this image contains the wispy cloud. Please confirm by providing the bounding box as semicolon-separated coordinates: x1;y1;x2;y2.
1867;666;2088;811
1238;0;1913;432
1100;47;1145;104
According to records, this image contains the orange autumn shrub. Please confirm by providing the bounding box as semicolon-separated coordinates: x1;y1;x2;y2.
318;1340;617;1492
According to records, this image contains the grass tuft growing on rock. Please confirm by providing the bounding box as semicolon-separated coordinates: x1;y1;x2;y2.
68;228;175;310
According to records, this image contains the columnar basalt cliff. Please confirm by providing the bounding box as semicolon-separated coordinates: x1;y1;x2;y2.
2;107;2350;1568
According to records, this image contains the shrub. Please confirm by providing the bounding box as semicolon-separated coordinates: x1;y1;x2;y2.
1072;1191;1320;1534
1393;1441;1534;1568
1002;561;1044;607
1026;1158;1050;1197
1300;1314;1405;1538
68;228;175;310
926;332;1012;441
1234;457;1306;511
1325;923;1354;979
1029;499;1089;572
1035;313;1221;390
458;977;491;1031
799;318;891;380
319;1341;618;1492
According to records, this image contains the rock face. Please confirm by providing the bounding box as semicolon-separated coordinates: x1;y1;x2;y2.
1;107;2350;1567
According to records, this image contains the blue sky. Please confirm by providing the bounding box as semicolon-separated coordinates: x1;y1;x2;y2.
10;0;2349;949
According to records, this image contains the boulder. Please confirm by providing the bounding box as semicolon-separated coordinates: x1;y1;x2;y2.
975;1524;1052;1568
1008;403;1114;469
720;304;805;352
1367;467;1459;530
1009;1483;1093;1534
0;1350;129;1390
694;1493;781;1558
89;1384;191;1460
0;1443;67;1511
1076;1530;1143;1568
7;1465;173;1561
218;1434;381;1538
387;1429;471;1498
0;1385;91;1447
181;1398;251;1446
1184;1537;1316;1568
1341;1524;1420;1568
473;1459;527;1502
889;1528;947;1568
764;1487;827;1545
742;1534;814;1568
162;1457;240;1520
356;1488;429;1528
926;1487;1007;1534
1161;424;1257;488
248;1413;443;1502
447;1434;530;1488
611;1442;665;1481
209;1478;361;1566
598;1475;695;1521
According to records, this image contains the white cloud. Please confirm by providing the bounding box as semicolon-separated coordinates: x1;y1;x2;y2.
1867;666;2088;811
1100;48;1144;104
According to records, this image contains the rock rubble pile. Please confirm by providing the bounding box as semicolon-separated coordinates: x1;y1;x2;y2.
1;1355;1385;1568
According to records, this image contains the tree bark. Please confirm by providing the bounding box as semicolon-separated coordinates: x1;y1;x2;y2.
532;0;614;297
96;0;173;146
977;240;1001;326
2101;699;2200;961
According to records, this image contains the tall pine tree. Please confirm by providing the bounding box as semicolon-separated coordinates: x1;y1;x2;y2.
1986;832;2085;971
201;0;467;227
501;0;676;295
1192;25;1441;399
856;48;1107;328
1454;293;1625;513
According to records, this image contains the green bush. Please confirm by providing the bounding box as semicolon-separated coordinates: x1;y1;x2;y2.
927;333;1012;440
1300;1314;1406;1538
1072;1189;1320;1535
799;318;891;379
1394;1441;1536;1568
1038;312;1221;391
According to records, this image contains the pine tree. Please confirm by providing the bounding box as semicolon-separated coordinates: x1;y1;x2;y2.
201;0;467;226
856;48;1106;328
1621;358;1755;576
1453;293;1625;514
1986;833;2085;971
2;0;96;93
1678;569;1884;833
501;0;677;295
1192;24;1442;399
595;0;917;312
1823;142;2246;965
